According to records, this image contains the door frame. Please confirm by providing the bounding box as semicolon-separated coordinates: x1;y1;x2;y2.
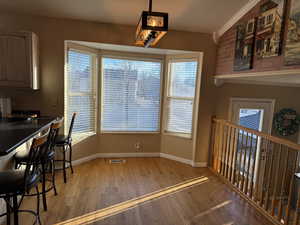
228;97;276;134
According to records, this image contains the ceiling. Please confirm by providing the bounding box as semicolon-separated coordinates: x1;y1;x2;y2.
0;0;249;33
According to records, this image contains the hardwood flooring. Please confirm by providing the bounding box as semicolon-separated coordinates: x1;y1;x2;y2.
2;158;273;225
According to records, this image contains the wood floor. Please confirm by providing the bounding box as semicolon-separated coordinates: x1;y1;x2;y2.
2;158;272;225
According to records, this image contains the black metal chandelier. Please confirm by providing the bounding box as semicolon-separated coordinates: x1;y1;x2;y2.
135;0;168;48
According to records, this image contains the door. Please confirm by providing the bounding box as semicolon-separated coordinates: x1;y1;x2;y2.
230;98;275;133
229;98;275;194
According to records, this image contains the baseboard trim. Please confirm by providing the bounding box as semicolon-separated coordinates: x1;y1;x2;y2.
72;152;160;166
159;153;193;166
98;152;161;158
192;162;208;168
72;152;207;168
72;154;99;166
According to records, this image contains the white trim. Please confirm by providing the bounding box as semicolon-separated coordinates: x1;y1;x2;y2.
215;79;300;88
72;154;99;166
98;152;161;158
215;69;300;79
192;162;208;168
160;153;207;168
214;69;300;88
217;0;261;37
72;152;207;168
212;32;219;44
72;152;160;166
160;152;193;166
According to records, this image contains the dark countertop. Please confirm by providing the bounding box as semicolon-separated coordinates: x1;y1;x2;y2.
0;117;56;156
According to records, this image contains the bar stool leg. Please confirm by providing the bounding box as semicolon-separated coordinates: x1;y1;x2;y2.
69;143;74;174
41;163;47;211
12;195;18;225
35;186;41;225
6;196;11;225
63;146;67;183
51;159;57;195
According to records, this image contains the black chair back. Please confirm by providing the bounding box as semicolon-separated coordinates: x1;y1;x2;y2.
67;113;76;140
23;129;50;191
48;118;64;152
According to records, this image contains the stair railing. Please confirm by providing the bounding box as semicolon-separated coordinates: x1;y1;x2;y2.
209;118;300;225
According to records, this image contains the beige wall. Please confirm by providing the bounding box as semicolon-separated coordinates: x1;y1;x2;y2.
215;83;300;142
0;12;217;163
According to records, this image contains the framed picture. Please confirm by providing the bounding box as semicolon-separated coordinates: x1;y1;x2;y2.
255;0;286;58
285;0;300;65
233;19;256;71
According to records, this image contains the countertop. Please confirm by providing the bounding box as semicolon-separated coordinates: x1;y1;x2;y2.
0;117;56;156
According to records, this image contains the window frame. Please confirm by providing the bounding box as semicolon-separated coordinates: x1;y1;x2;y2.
162;54;203;139
99;54;164;134
64;44;98;139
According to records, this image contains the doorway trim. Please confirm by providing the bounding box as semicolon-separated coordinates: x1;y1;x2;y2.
228;97;276;134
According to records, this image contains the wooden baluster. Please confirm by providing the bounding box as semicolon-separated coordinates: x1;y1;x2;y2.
229;127;237;183
264;142;275;211
237;130;245;190
271;144;283;216
214;122;219;171
249;134;259;199
222;126;228;177
223;125;230;177
293;181;300;225
232;128;240;186
254;137;265;203
210;121;216;170
259;139;270;207
220;123;226;176
217;122;223;173
286;152;299;225
245;132;254;195
278;146;290;222
225;126;232;179
241;131;249;193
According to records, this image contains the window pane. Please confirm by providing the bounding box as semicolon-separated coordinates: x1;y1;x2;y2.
68;51;92;93
67;95;95;133
169;61;197;98
65;50;96;135
167;99;193;134
102;58;161;132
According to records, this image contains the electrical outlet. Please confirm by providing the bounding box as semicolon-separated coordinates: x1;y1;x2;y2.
135;142;141;151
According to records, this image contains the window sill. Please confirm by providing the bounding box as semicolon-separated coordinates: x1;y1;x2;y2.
72;132;96;145
163;131;192;140
100;131;160;135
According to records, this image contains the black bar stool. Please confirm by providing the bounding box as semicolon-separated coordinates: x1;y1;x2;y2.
0;129;50;225
55;113;76;183
14;118;64;211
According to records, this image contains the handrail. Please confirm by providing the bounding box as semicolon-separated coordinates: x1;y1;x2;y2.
213;118;300;151
210;118;300;225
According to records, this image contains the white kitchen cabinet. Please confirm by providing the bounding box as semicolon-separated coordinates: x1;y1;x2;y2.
0;31;39;89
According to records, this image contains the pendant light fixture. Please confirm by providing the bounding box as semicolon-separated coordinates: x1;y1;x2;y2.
135;0;168;48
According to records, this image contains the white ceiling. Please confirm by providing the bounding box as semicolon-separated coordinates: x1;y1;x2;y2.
0;0;249;33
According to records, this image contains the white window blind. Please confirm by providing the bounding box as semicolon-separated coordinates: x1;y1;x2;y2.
65;49;96;135
101;57;162;132
165;60;198;136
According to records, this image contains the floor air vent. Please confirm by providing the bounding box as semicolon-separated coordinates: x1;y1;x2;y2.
108;159;126;164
